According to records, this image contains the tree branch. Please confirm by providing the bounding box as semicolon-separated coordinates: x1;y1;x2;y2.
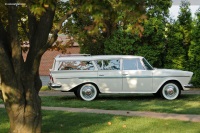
56;7;78;31
28;10;37;42
7;0;22;78
20;19;29;39
41;7;78;52
37;7;78;56
0;21;13;78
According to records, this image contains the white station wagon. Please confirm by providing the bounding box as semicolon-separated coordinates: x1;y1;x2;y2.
48;54;193;101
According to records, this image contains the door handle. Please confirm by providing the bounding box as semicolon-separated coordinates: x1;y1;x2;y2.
99;75;104;76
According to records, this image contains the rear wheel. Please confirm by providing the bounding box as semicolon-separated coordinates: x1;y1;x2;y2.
160;82;181;100
74;91;79;98
78;84;98;101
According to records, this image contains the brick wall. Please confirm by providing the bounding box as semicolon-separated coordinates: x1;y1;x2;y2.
39;47;80;76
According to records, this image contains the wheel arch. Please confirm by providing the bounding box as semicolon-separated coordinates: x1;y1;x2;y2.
71;82;100;93
157;80;183;93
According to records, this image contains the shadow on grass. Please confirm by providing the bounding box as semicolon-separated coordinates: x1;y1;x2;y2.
42;110;114;133
41;110;200;133
1;103;200;133
54;93;197;101
41;94;200;115
1;108;200;133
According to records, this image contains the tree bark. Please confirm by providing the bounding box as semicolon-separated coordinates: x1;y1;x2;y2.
0;1;77;132
0;90;2;99
2;75;42;133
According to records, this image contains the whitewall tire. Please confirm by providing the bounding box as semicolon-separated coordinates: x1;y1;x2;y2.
78;84;98;101
160;82;181;100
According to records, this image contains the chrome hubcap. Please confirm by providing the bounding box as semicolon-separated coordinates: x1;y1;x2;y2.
163;84;179;100
81;85;96;99
166;86;175;95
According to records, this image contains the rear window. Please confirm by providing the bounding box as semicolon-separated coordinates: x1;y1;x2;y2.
58;61;95;70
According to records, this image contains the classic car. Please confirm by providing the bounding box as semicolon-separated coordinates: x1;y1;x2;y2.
48;55;193;101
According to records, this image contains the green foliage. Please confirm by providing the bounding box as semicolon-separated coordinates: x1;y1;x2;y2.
178;0;192;27
40;86;50;91
164;22;186;69
30;0;56;17
61;0;146;55
104;30;138;55
137;18;167;67
80;34;105;55
146;0;172;18
103;0;172;68
188;9;200;87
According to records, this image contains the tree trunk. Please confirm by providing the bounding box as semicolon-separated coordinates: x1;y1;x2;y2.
2;74;42;133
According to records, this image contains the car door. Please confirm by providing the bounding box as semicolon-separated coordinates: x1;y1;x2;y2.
96;59;122;92
122;58;153;93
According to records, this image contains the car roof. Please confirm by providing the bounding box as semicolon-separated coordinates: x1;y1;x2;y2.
54;55;143;61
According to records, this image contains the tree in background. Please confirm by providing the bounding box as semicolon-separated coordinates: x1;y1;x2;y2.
62;0;146;55
165;0;192;69
134;0;172;67
189;9;200;86
104;29;138;55
164;20;186;69
104;0;172;64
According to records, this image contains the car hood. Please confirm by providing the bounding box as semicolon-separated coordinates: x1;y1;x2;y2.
153;69;193;77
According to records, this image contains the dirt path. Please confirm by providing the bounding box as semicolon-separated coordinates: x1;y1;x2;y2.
41;106;200;122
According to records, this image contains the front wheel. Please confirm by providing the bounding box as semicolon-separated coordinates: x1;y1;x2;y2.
78;84;98;101
160;82;181;100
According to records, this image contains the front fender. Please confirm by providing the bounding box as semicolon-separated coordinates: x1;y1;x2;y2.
153;77;183;93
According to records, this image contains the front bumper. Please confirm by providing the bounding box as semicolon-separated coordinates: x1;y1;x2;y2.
184;84;193;89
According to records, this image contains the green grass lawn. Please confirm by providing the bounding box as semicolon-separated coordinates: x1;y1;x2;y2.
1;94;200;115
41;94;200;115
0;108;199;133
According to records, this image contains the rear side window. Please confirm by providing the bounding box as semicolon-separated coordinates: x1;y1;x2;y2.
123;58;145;70
58;61;95;70
95;59;120;70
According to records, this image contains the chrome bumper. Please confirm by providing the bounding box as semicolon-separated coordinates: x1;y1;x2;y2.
48;83;62;89
184;84;193;88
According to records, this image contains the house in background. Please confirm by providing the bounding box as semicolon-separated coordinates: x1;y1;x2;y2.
40;47;80;85
21;34;80;85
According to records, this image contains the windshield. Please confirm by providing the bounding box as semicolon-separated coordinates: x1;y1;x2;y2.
142;58;154;70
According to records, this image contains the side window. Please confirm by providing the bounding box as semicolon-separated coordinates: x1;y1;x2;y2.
123;59;145;70
104;59;120;70
58;61;95;70
95;59;120;70
142;58;153;70
137;59;145;70
95;60;103;70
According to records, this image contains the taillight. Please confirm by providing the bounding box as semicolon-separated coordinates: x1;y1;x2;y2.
49;74;54;83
